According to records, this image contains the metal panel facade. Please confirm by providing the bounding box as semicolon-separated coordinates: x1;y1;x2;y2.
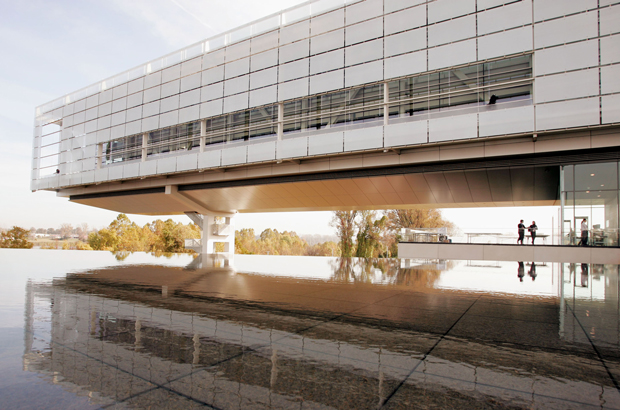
32;0;620;191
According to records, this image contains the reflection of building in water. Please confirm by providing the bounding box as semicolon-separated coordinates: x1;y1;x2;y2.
22;261;620;408
560;263;620;350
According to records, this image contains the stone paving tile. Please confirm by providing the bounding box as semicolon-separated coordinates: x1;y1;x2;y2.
340;304;465;334
112;387;211;409
45;345;157;403
169;345;403;410
447;313;598;353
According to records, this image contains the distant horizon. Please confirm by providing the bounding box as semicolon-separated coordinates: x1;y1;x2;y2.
1;205;561;239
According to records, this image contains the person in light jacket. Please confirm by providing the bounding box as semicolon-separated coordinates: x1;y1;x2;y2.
578;219;588;246
528;221;538;245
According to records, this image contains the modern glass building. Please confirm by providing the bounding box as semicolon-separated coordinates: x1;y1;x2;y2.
31;0;620;252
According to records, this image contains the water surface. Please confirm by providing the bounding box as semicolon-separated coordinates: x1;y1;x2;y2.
1;249;618;409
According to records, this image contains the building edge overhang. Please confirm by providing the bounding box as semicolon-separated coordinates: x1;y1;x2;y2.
66;140;620;203
45;123;620;196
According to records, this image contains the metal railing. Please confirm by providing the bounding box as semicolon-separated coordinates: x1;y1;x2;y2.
400;228;449;243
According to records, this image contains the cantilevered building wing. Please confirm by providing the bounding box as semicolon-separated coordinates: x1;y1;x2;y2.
31;0;620;247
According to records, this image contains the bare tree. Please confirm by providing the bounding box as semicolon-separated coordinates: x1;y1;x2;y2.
76;223;89;241
59;223;73;239
387;209;457;235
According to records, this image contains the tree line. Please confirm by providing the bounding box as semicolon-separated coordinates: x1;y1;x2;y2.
29;223;91;240
86;214;200;252
1;209;455;257
235;228;338;256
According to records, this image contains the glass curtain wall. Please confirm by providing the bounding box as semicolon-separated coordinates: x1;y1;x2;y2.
98;55;533;168
561;161;619;246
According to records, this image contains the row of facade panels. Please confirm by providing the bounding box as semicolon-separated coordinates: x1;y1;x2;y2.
35;0;619;133
31;0;620;190
35;0;620;115
32;76;620;176
34;34;620;156
31;100;620;190
34;0;616;117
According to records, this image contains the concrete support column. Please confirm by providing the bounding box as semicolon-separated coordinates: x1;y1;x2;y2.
201;214;236;256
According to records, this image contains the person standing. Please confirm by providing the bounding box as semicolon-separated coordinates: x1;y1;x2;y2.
517;220;526;244
578;219;588;246
528;221;538;244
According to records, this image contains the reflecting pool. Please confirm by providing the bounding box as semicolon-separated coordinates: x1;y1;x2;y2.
1;249;619;409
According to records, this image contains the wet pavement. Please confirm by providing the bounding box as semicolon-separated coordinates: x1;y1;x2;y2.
1;249;619;409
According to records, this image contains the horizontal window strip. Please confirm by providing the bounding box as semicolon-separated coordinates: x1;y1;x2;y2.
98;55;533;167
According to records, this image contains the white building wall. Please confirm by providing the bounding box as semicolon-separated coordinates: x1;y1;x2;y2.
32;0;620;191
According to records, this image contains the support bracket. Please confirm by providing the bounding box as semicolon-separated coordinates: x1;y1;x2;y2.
165;185;236;217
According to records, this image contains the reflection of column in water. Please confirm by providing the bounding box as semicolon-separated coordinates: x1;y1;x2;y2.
162;285;168;297
377;347;385;408
23;280;34;371
135;319;142;349
192;333;200;365
90;309;97;336
270;348;278;388
377;370;385;408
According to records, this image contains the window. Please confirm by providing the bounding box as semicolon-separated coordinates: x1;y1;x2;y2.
100;55;533;166
389;54;532;118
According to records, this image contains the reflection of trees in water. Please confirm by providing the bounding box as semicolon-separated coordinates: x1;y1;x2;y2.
329;258;444;288
113;251;131;261
112;250;178;261
150;251;175;259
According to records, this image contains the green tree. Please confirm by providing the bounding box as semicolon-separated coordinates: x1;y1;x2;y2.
355;211;388;258
235;228;257;254
330;211;358;257
305;241;339;256
146;219;200;253
0;226;34;249
88;228;120;251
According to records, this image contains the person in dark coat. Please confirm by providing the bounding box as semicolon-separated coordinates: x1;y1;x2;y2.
517;220;525;244
528;221;538;244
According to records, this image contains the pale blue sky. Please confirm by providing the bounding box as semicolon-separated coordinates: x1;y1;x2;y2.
0;0;559;235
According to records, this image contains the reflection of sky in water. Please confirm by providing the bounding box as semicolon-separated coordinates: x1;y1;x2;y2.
436;260;559;298
232;255;336;280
